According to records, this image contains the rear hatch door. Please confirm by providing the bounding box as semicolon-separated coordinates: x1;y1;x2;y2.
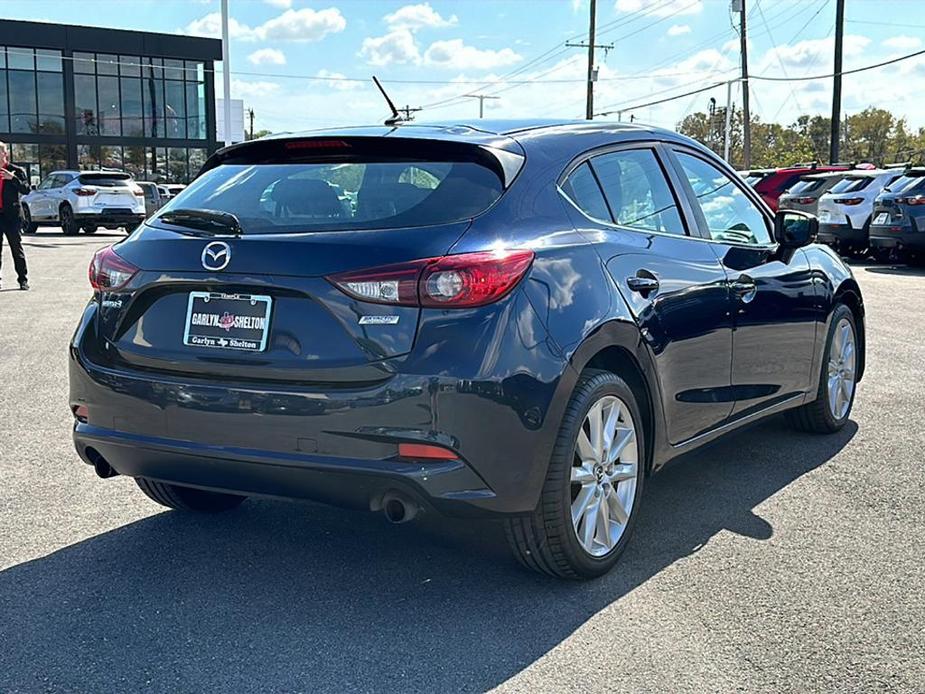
94;133;523;384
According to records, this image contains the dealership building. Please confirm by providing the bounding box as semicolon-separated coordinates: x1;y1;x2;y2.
0;19;222;186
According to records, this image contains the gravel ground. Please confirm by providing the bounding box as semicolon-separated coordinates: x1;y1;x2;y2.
0;231;923;693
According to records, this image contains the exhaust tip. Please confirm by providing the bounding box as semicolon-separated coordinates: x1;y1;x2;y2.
85;446;118;479
381;493;418;524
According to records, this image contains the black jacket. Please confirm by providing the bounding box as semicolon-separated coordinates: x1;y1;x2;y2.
1;163;30;221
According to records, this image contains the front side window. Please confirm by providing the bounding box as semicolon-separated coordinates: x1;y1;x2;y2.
591;149;685;235
37;175;56;190
675;151;771;245
560;162;610;222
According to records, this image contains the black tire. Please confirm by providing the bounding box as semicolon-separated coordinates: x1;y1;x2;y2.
907;251;925;268
21;206;38;234
60;204;79;236
135;477;246;512
786;303;858;433
870;246;893;264
505;369;646;580
82;225;98;234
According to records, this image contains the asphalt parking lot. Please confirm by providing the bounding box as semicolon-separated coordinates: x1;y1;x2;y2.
1;231;923;693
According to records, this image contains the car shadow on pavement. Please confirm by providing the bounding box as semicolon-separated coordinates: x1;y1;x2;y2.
862;264;925;277
0;417;856;693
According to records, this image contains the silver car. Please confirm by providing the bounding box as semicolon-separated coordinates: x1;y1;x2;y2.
777;172;849;216
22;170;146;235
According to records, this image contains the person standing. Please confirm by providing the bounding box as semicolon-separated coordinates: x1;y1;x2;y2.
0;141;30;290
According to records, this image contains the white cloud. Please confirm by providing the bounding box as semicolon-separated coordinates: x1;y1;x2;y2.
182;13;257;40
667;24;691;37
384;3;457;31
423;39;522;71
264;0;291;7
615;0;703;17
182;7;345;42
572;0;583;11
248;48;286;65
316;69;362;91
360;29;421;66
883;35;922;50
228;79;281;99
256;7;346;41
761;35;870;72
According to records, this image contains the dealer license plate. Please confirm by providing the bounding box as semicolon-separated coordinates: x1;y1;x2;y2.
183;291;272;352
818;210;833;223
873;212;889;225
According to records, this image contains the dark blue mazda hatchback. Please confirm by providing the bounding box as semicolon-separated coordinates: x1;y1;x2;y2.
70;120;865;579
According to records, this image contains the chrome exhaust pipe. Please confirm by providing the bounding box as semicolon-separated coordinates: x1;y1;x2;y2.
381;493;418;524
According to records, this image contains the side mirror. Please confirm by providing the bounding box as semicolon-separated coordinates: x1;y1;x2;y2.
774;209;817;248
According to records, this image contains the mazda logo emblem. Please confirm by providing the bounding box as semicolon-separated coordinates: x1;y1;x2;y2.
201;241;231;271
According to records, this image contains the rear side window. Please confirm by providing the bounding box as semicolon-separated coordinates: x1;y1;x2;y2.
155;159;503;234
78;173;132;187
830;177;872;194
590;149;685;235
745;173;769;186
561;162;610;222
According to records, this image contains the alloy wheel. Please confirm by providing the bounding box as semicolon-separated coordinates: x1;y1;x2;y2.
827;317;856;419
570;395;639;557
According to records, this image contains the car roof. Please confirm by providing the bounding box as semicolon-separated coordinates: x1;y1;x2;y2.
225;119;701;169
802;171;848;180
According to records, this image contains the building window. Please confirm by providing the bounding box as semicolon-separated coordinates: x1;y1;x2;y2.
0;47;65;135
69;53;206;142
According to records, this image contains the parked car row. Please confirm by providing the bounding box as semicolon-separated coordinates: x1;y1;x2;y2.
21;170;185;235
742;162;925;265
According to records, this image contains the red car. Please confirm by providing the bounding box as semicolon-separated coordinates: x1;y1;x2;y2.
742;164;852;211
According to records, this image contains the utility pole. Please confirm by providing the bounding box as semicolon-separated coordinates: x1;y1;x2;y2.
463;94;500;118
397;105;422;120
830;0;846;163
566;0;613;120
220;0;232;146
247;107;254;139
737;0;751;168
724;80;734;163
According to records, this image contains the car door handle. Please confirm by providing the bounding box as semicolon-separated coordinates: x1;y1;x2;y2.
730;277;757;303
626;274;660;296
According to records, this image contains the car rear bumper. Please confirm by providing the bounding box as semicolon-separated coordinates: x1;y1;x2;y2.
75;212;145;228
68;297;570;517
869;228;925;250
73;422;492;516
818;222;866;246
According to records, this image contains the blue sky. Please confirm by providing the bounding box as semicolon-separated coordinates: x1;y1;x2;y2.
9;0;925;133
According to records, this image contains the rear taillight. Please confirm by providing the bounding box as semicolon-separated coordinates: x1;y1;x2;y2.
89;245;139;291
328;249;535;308
74;187;97;197
900;195;925;206
834;197;864;205
132;186;144;197
796;197;815;204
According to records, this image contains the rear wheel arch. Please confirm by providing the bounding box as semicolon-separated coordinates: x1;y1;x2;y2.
567;321;662;474
833;280;865;382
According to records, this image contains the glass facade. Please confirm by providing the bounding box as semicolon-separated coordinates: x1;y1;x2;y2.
72;53;207;141
0;46;65;135
0;25;218;186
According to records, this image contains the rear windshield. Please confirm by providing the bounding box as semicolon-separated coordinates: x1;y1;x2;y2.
744;173;770;186
786;178;824;195
78;173;132;187
153;160;504;234
886;174;925;193
829;176;872;194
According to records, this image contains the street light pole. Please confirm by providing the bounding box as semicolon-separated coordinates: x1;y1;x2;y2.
221;0;233;146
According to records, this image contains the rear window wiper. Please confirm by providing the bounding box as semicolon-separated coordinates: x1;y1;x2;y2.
158;208;243;236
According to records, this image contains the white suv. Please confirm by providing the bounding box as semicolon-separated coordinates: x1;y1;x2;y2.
816;168;905;256
22;170;146;235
